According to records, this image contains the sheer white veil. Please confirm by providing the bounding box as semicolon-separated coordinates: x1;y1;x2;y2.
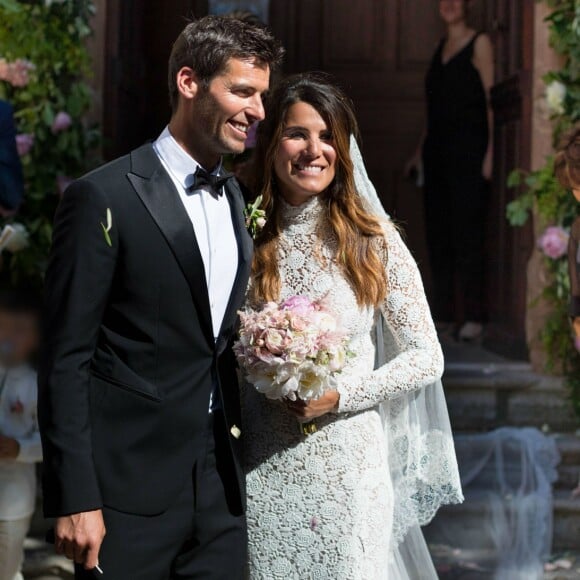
350;136;463;562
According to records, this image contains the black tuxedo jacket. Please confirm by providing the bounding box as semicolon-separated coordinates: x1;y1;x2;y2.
38;143;253;518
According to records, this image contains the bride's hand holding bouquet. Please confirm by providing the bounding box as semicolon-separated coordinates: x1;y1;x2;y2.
234;294;347;434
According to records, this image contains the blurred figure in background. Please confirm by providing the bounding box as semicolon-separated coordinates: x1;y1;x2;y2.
406;0;494;342
0;286;42;580
0;100;24;216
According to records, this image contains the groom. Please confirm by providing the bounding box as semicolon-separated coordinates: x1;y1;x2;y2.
38;16;283;579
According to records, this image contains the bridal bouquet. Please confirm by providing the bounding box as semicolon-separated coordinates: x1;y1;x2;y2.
234;295;349;433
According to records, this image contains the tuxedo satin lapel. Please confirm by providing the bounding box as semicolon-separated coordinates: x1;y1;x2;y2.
218;179;253;344
127;146;214;347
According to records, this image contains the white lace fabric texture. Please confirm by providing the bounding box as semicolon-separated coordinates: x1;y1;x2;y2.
242;196;460;579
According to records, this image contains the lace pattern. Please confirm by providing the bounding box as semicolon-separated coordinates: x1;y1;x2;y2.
242;196;453;579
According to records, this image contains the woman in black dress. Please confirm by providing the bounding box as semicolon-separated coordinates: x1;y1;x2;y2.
406;0;494;341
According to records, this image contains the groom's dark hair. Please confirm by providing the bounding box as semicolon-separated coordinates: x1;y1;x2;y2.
168;15;284;111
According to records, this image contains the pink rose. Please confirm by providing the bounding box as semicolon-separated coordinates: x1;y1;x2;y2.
288;313;308;332
263;329;286;355
281;295;315;316
15;133;34;156
51;111;73;134
254;347;278;365
6;59;34;88
538;226;569;259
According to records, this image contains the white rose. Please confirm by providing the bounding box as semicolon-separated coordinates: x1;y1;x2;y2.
327;348;347;373
546;80;567;115
311;311;337;333
297;361;327;401
1;223;29;253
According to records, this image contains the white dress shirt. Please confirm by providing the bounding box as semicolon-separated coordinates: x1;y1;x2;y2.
0;364;42;520
153;127;238;341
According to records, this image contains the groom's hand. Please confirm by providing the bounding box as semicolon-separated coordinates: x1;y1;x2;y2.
55;509;106;570
286;391;340;419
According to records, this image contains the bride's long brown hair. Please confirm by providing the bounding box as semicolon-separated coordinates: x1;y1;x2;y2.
250;73;387;307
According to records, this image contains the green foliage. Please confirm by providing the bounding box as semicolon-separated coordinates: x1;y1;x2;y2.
0;0;99;289
507;0;580;420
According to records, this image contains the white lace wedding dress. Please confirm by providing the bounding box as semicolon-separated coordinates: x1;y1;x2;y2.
241;196;445;579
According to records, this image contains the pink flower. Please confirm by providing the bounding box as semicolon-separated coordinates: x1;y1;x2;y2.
56;174;74;196
5;59;35;88
15;133;34;156
288;313;308;332
538;226;569;259
281;295;316;316
51;111;72;134
263;328;286;355
574;335;580;353
235;296;349;403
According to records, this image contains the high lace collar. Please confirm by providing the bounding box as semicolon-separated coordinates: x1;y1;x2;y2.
279;195;325;233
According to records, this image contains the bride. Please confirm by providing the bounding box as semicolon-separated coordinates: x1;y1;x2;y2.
241;73;463;579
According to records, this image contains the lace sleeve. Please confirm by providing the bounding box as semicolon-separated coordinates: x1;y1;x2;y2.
337;222;444;413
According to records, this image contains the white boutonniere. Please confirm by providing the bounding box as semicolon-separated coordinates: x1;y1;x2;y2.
244;195;266;240
100;208;113;247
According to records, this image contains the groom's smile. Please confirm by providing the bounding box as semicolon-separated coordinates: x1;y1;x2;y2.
184;57;270;168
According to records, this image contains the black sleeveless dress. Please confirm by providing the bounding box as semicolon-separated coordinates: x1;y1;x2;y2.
422;32;489;323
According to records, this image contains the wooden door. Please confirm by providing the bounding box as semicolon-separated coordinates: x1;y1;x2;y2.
103;0;534;357
103;0;208;158
269;0;534;357
270;0;444;278
484;0;534;357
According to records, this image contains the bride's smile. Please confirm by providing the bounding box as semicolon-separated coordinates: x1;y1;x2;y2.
274;101;337;206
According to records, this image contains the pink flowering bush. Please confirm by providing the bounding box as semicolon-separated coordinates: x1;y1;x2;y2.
0;58;35;88
537;226;569;259
234;296;349;402
0;0;99;288
51;111;72;134
15;133;34;157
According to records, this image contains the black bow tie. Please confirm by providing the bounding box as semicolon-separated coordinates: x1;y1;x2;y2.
187;167;233;197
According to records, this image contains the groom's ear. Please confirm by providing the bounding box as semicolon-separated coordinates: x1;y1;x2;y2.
175;66;201;102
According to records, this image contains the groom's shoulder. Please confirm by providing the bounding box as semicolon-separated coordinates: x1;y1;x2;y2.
79;142;157;189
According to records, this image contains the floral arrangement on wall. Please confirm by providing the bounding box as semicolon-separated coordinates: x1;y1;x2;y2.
0;0;99;289
507;0;580;418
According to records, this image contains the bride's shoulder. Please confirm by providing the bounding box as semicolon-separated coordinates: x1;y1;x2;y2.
373;217;413;263
376;216;403;245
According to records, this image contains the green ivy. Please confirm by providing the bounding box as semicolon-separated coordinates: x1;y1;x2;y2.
506;0;580;420
0;0;99;289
